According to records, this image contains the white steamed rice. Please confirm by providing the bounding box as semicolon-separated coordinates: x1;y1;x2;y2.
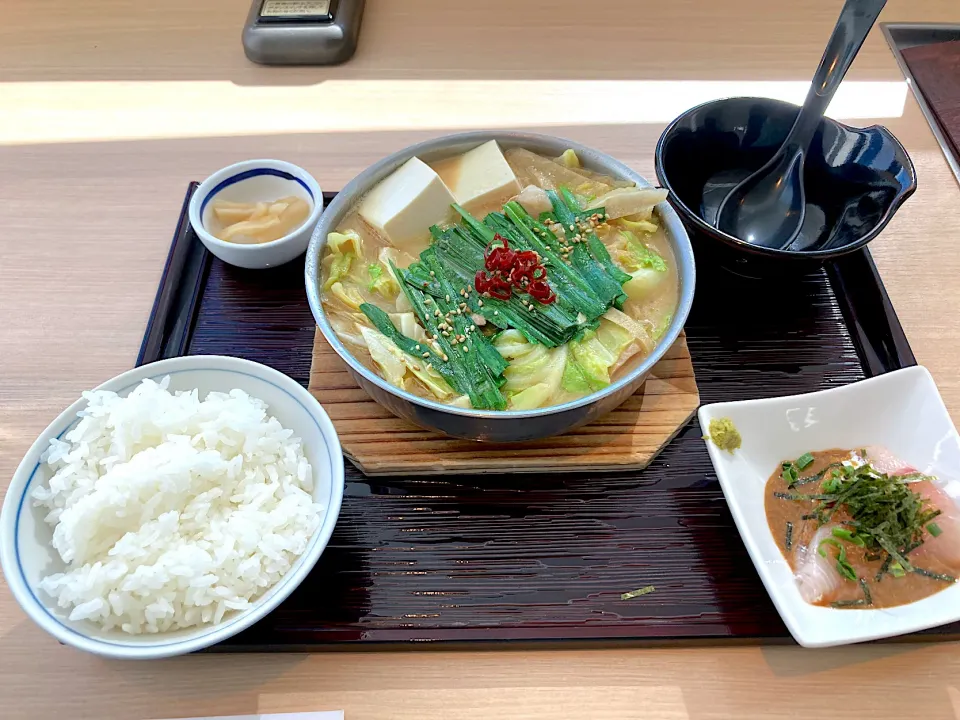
31;376;322;634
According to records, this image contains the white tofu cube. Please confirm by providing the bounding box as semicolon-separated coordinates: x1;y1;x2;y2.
431;140;521;214
358;157;457;253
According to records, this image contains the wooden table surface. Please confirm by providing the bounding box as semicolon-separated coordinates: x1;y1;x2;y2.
3;1;960;718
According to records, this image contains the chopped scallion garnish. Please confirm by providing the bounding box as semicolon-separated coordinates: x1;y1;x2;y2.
831;527;866;547
620;585;656;600
818;538;857;581
928;522;943;538
795;452;815;470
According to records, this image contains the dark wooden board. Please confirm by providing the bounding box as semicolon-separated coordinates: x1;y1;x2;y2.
139;185;933;650
901;40;960;162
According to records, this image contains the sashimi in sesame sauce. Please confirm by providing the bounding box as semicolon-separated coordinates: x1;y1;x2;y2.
765;447;960;609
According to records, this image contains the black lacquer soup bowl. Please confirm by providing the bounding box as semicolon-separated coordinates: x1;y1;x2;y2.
656;97;916;263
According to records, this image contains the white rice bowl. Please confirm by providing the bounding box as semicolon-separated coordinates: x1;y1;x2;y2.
0;355;344;659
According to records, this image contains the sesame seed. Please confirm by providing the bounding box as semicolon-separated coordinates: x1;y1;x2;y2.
412;365;420;371
422;352;430;358
442;354;449;361
478;299;483;307
462;346;468;353
429;270;435;276
445;294;450;302
569;224;575;231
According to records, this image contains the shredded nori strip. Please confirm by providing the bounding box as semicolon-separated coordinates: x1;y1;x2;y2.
912;567;957;583
875;555;893;582
785;521;794;551
790;462;843;489
831;598;868;608
774;491;833;501
859;578;873;605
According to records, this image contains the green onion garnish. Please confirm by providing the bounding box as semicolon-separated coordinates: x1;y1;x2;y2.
818;538;857;581
928;522;943;538
831;527;866;546
621;585;656;600
795;452;815;470
821;473;842;494
780;463;798;483
889;562;906;578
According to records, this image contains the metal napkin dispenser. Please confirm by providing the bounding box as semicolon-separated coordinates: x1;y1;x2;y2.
243;0;365;66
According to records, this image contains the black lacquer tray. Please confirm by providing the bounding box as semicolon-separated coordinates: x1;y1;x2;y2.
137;184;941;651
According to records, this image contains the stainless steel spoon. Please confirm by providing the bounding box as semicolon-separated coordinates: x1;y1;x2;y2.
715;0;887;249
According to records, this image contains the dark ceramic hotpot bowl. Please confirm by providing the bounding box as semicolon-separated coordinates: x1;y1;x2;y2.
305;131;695;442
655;97;916;271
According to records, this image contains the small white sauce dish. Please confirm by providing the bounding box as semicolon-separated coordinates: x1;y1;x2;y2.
0;355;344;659
699;366;960;647
188;159;324;269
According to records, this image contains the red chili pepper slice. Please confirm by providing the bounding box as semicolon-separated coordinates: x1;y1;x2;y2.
474;233;555;304
527;280;556;304
474;270;491;293
488;278;512;300
509;266;529;286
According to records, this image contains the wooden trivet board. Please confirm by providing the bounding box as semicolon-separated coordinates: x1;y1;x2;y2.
309;330;699;475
